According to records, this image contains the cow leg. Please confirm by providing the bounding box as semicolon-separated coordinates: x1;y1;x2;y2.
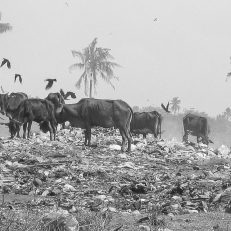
83;126;91;146
49;119;56;141
51;122;56;141
23;123;27;139
120;128;132;152
119;129;126;152
27;121;32;139
84;130;87;146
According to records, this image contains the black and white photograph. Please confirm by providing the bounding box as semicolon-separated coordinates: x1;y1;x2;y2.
1;1;231;230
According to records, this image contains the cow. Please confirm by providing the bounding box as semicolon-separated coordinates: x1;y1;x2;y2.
182;113;213;145
9;98;57;141
130;111;163;139
54;98;133;152
0;92;28;138
45;92;66;129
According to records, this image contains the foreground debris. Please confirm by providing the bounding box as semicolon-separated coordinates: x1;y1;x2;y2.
1;128;231;230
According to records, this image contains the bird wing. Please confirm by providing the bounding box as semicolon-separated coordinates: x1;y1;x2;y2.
161;103;166;111
66;91;76;99
14;74;17;82
0;59;6;67
7;60;11;69
45;81;52;90
19;75;22;83
166;102;169;111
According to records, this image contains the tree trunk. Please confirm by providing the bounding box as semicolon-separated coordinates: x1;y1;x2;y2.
89;79;92;98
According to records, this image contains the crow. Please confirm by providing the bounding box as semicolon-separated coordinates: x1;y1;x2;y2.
0;58;11;69
60;88;76;100
45;79;57;90
161;102;170;113
15;74;22;84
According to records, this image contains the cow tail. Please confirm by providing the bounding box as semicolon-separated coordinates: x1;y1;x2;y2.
125;102;133;136
159;114;162;139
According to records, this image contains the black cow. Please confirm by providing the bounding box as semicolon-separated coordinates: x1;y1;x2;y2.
182;113;213;145
55;98;133;152
45;92;66;129
45;92;65;110
9;98;57;140
130;111;163;139
0;92;28;138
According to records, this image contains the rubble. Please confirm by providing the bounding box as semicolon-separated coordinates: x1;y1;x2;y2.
0;127;231;229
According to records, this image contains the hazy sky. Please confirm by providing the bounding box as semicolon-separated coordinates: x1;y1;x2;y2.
1;0;231;117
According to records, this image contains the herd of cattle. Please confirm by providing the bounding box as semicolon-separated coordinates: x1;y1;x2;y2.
0;92;213;151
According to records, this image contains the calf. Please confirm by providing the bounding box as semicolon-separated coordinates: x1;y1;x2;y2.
10;98;57;140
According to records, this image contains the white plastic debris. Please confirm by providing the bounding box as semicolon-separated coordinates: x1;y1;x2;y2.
218;145;230;156
109;144;121;151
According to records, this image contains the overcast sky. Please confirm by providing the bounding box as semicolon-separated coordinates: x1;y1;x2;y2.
1;0;231;117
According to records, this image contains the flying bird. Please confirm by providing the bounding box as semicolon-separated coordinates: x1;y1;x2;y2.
154;18;157;21
15;74;22;84
226;72;231;82
161;102;170;113
45;79;57;90
0;58;11;69
107;32;113;36
60;88;76;100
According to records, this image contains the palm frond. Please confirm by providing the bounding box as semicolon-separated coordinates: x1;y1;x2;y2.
69;63;85;73
100;72;116;89
71;50;85;63
0;23;12;33
75;70;87;89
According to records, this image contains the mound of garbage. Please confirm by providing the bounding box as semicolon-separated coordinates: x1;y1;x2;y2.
0;127;231;229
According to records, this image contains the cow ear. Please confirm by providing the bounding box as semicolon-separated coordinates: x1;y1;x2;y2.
56;104;64;114
209;140;214;144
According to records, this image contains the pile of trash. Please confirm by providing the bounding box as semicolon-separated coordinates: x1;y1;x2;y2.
0;128;231;229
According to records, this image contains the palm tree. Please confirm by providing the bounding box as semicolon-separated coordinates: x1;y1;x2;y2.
0;12;12;34
69;38;120;98
223;107;231;121
170;97;181;114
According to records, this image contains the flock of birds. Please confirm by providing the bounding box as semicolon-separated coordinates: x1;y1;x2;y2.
0;58;77;99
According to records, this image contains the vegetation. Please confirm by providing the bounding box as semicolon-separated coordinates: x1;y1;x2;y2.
69;38;120;98
0;12;12;34
170;97;181;115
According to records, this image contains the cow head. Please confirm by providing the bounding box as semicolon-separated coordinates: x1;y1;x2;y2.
8;120;20;138
39;121;50;133
0;93;9;115
201;136;214;145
